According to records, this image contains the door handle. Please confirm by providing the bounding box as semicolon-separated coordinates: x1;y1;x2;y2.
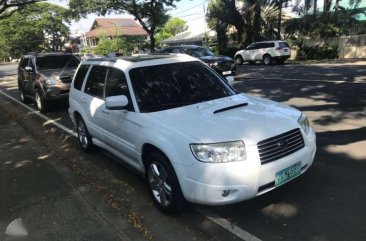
80;97;86;103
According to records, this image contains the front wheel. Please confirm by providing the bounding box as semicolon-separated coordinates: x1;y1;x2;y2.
235;56;244;65
146;152;186;214
35;89;48;113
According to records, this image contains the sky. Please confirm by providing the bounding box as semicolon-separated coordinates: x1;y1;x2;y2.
48;0;209;34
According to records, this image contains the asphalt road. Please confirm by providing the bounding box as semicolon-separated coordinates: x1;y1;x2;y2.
1;61;365;241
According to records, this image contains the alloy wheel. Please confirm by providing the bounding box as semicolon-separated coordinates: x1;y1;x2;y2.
148;162;172;207
77;120;89;149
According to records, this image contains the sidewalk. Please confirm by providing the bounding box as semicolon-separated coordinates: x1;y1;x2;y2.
0;105;146;240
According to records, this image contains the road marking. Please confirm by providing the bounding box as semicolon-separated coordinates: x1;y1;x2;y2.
0;89;261;241
195;208;262;241
0;90;77;137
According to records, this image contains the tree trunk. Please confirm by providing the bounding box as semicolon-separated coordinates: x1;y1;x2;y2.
277;0;283;40
313;0;317;16
253;0;261;42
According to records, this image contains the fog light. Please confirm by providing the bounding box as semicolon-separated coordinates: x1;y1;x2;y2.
222;190;231;197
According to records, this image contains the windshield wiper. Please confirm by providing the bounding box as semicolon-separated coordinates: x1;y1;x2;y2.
213;103;248;114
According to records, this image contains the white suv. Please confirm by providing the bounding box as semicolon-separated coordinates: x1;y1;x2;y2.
234;40;291;65
69;54;316;213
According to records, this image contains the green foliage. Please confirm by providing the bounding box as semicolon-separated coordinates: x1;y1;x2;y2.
284;8;358;39
297;44;339;60
0;2;70;60
93;36;146;56
155;17;187;45
0;0;41;19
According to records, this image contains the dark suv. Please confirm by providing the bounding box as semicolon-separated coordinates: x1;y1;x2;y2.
18;53;80;112
159;45;236;77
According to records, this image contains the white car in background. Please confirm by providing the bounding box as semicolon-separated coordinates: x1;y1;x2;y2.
69;54;316;213
234;40;291;65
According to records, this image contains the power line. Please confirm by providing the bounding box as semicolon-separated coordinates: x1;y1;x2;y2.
172;1;207;17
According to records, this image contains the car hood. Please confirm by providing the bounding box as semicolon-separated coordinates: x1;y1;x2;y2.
39;68;76;79
198;55;233;63
147;94;301;145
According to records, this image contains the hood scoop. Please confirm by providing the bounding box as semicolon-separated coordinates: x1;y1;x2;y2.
213;103;248;114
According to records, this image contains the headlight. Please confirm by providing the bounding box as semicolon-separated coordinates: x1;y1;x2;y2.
45;79;58;86
210;62;219;66
298;113;310;134
190;141;246;163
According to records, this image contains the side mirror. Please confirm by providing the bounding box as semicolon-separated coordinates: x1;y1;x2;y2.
24;66;33;72
226;76;235;87
105;95;129;110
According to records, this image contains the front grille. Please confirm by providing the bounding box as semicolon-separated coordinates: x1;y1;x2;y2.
217;61;235;71
59;76;72;83
258;128;304;165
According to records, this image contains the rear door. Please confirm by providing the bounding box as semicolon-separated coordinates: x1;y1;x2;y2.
18;58;30;93
81;65;108;140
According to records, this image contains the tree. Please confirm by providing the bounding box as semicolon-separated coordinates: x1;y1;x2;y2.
0;2;70;59
69;0;180;52
206;0;230;54
155;17;187;45
0;0;42;19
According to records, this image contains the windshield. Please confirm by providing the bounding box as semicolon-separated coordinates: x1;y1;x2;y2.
129;61;235;113
185;47;214;57
36;55;80;70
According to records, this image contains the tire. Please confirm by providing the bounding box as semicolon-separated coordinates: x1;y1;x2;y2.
263;55;272;65
35;89;48;113
146;152;185;214
235;56;244;65
76;117;94;153
18;84;30;104
248;60;255;65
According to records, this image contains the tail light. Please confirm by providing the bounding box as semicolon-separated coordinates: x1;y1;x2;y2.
275;47;282;51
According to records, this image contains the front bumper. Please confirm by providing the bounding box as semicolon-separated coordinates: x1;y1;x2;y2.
43;84;70;101
177;129;316;205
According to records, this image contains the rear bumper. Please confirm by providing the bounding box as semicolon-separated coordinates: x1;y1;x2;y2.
273;55;291;61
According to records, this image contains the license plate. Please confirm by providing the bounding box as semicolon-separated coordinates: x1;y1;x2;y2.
284;49;288;52
275;162;301;187
223;71;231;75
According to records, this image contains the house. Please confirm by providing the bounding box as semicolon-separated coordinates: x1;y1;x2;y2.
85;18;148;47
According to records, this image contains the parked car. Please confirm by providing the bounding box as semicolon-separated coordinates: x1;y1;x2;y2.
234;40;291;65
69;54;316;213
17;52;80;112
159;45;236;77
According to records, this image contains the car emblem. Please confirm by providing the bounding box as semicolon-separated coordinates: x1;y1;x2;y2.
277;139;288;149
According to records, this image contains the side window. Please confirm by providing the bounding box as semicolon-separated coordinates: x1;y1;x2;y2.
105;68;134;111
73;65;90;91
84;66;108;99
246;44;257;50
171;48;182;53
20;58;29;69
266;42;275;48
29;58;35;71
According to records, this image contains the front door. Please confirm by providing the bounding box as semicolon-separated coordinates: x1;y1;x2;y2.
101;67;143;170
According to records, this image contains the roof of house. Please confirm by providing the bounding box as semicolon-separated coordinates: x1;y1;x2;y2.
162;30;216;45
86;18;148;39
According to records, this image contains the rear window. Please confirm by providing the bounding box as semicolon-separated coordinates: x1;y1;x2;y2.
279;42;290;48
36;55;80;70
